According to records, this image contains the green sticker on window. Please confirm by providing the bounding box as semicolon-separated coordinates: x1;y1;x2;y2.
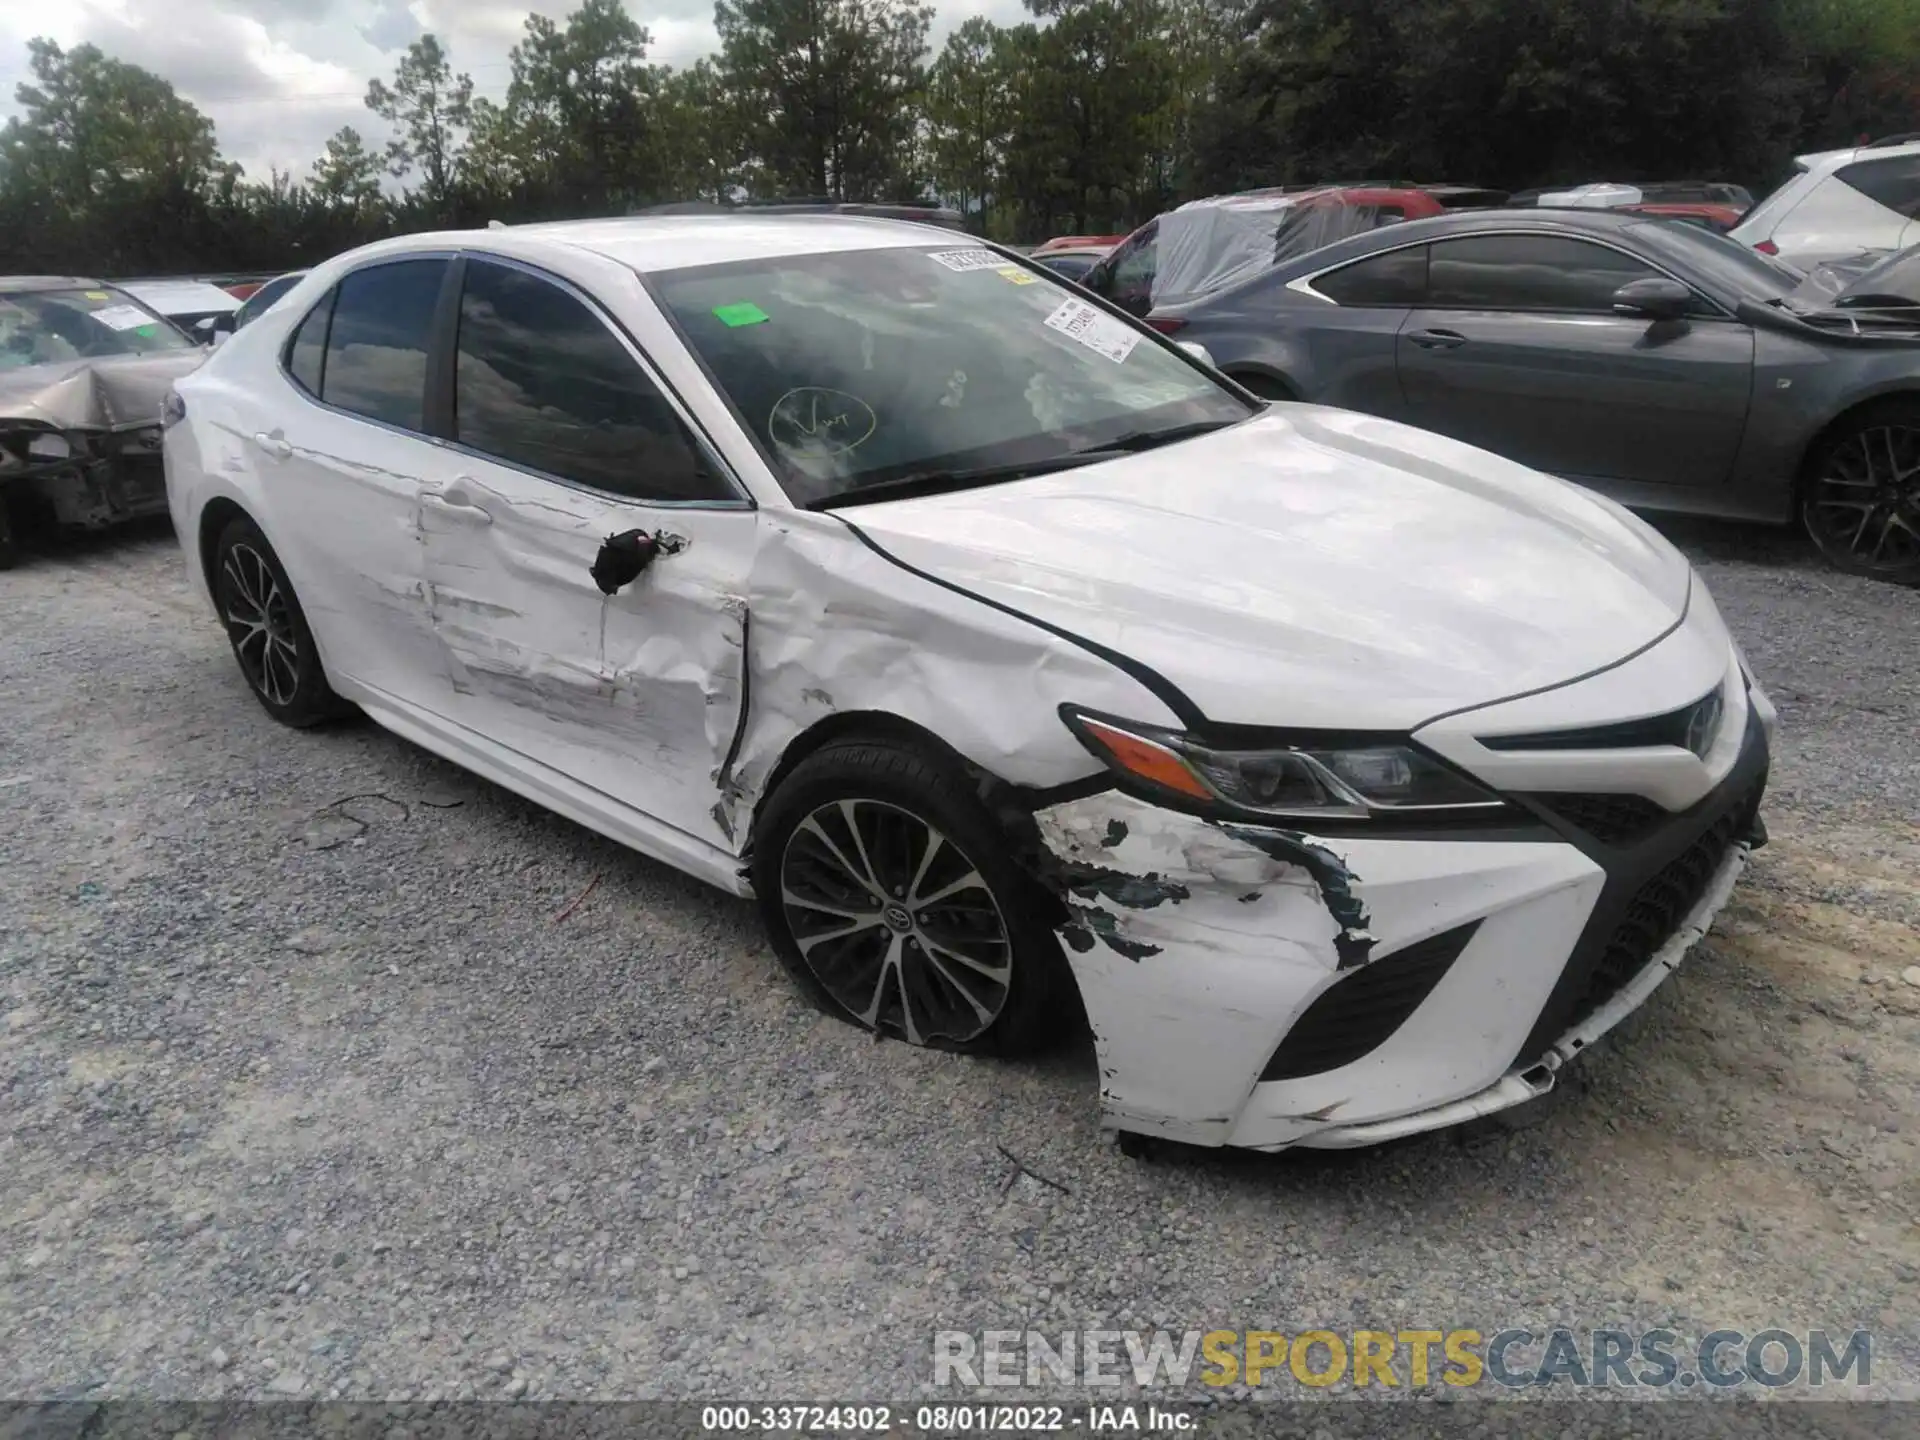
713;302;769;327
135;325;157;337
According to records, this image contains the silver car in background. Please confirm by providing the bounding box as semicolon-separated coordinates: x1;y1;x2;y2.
1149;209;1920;583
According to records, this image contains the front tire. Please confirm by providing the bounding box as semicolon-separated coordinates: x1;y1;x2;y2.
211;514;348;727
750;737;1069;1056
1800;399;1920;584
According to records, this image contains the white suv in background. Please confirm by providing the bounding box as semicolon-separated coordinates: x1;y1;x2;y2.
1731;137;1920;268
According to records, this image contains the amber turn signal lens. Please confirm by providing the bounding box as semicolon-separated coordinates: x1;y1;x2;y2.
1078;717;1213;801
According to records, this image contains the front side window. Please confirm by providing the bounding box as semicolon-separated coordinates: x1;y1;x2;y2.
0;286;194;369
1837;155;1920;219
655;244;1252;507
320;259;448;431
1427;234;1661;311
453;260;726;503
1314;246;1428;306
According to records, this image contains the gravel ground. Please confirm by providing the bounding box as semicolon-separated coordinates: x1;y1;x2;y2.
0;517;1916;1413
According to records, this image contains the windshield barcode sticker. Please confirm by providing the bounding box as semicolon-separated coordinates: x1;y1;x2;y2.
90;304;155;332
927;249;1007;272
1042;298;1140;363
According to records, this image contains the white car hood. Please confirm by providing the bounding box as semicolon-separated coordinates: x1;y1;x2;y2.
842;407;1691;730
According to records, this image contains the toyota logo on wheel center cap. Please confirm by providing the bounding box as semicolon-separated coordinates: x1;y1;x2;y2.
882;903;914;933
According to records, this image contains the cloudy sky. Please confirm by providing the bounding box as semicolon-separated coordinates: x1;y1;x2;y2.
0;0;1028;180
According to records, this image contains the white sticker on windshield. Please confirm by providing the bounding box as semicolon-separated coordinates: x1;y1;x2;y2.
1042;298;1140;364
927;248;1006;272
90;304;155;332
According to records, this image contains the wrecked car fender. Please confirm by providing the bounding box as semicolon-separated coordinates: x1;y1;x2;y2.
724;510;1187;841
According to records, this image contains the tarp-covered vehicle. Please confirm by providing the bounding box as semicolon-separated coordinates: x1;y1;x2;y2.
0;277;205;567
1082;187;1451;316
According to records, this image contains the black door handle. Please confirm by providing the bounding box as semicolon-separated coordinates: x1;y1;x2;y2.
590;528;683;596
1407;328;1468;350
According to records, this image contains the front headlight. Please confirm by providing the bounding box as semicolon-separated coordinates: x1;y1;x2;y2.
1062;707;1507;821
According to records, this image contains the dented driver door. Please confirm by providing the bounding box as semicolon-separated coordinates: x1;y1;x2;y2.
412;256;756;853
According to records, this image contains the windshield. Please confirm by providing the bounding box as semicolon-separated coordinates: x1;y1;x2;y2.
1626;220;1802;299
236;273;305;328
0;287;193;368
1835;244;1920;306
654;245;1252;506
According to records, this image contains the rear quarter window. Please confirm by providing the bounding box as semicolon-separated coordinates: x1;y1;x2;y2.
1836;155;1920;218
1314;245;1428;305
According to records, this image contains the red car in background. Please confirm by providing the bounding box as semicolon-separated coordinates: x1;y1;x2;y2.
1032;233;1129;255
1620;202;1746;234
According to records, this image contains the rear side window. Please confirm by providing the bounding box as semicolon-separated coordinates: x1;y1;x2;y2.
452;259;726;503
1427;234;1658;311
321;259;448;432
285;291;332;396
1836;155;1920;218
1315;245;1428;306
1105;222;1158;310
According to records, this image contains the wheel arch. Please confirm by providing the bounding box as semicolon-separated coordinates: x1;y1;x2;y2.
741;708;1081;925
196;494;251;597
1793;387;1920;502
1221;364;1300;402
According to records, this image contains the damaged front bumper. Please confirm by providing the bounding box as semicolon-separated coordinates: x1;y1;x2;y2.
0;422;170;533
1030;715;1768;1152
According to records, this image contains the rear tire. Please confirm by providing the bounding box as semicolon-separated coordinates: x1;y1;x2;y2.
211;514;350;727
1800;398;1920;584
750;736;1071;1057
0;497;17;571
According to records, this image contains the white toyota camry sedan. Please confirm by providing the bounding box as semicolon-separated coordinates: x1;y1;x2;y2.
163;215;1775;1152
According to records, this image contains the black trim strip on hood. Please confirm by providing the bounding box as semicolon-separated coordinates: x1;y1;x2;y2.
836;518;1207;729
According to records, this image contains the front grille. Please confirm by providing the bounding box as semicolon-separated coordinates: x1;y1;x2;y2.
1259;921;1480;1081
1481;688;1723;758
1561;776;1761;1034
1533;792;1668;846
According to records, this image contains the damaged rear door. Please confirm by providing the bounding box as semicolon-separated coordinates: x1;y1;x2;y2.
416;256;754;852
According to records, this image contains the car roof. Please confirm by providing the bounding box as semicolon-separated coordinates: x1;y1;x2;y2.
1795;138;1920;172
0;275;111;293
482;214;973;272
1254;206;1658;283
119;278;241;311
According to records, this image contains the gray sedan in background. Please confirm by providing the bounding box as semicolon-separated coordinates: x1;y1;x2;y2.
1139;210;1920;582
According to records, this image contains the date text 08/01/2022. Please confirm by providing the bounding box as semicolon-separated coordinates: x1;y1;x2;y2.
700;1404;1198;1432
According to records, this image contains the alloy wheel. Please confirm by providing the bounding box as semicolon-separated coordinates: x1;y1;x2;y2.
220;542;302;706
778;798;1012;1044
1807;424;1920;574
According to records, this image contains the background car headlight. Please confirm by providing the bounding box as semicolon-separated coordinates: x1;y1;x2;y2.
1063;708;1507;821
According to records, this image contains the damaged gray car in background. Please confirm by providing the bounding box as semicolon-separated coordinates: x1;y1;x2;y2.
0;277;204;567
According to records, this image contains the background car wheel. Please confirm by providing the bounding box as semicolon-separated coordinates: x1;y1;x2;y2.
1229;371;1296;403
212;514;349;727
750;737;1071;1057
1801;398;1920;584
0;498;18;571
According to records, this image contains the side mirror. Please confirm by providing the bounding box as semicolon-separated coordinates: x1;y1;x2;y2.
1612;276;1693;321
210;331;230;350
1176;340;1216;368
